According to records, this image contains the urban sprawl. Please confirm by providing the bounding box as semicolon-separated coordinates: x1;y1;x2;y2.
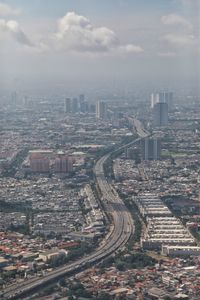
0;91;200;300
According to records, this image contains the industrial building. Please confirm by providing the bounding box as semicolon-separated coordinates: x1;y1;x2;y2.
135;194;196;253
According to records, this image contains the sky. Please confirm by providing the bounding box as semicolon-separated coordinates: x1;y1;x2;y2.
0;0;199;95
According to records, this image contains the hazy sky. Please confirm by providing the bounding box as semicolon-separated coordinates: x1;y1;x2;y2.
0;0;199;94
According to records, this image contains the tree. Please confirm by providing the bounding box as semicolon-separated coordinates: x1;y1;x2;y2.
116;261;125;271
59;278;67;287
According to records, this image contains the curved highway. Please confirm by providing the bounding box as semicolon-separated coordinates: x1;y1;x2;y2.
132;118;149;138
2;142;135;300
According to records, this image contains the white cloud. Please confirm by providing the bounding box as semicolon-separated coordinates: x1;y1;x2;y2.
55;12;143;54
163;33;196;47
0;19;33;46
161;14;192;30
56;12;118;53
0;3;20;17
119;44;144;54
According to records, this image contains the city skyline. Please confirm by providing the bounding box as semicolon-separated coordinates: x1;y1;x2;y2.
1;2;200;299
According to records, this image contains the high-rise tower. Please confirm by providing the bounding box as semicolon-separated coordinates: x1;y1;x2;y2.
64;98;71;113
153;102;168;127
96;100;107;119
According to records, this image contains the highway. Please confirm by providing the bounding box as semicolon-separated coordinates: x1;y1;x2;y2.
132;118;149;138
2;143;135;300
2;118;148;299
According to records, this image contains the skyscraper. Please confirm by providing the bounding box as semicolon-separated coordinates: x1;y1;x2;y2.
96;100;107;119
141;137;161;160
89;103;96;113
151;93;159;109
79;94;86;113
151;92;173;111
72;98;78;114
164;92;173;111
64;98;71;113
153;102;168;127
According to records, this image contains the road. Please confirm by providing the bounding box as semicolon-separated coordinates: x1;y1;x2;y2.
127;117;149;138
2;118;148;299
133;118;149;138
2;144;136;300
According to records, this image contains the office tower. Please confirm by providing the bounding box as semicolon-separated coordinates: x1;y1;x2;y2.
84;101;89;113
72;98;78;114
153;102;168;126
89;104;96;113
96;100;107;119
141;137;161;160
165;92;173;111
64;98;71;113
151;93;159;108
158;92;173;111
79;94;86;113
151;92;173;111
30;153;50;173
